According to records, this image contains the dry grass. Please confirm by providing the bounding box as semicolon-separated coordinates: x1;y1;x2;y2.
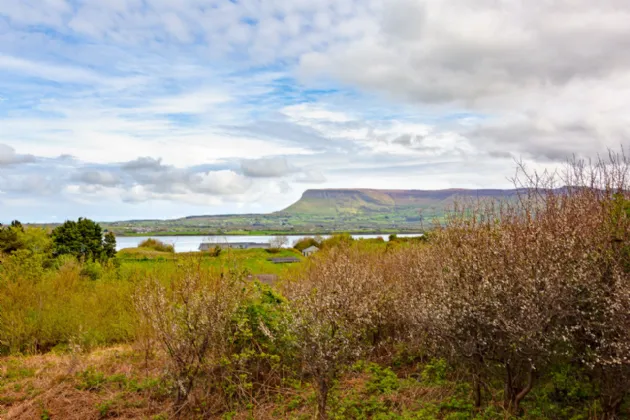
1;345;472;420
0;346;172;420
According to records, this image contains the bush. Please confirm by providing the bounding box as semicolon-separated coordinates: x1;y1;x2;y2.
0;254;136;354
284;246;399;419
80;260;103;280
133;261;245;405
293;237;320;252
137;238;175;253
319;233;353;250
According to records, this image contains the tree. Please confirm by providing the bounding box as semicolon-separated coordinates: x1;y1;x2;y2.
0;220;25;254
293;237;320;251
51;218;108;261
103;232;117;259
285;247;388;419
270;235;288;249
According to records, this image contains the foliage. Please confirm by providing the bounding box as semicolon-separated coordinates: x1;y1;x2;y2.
0;253;136;355
133;261;246;405
270;235;289;249
137;238;175;253
0;220;25;254
284;246;399;419
293;236;321;251
0;221;51;256
51;217;111;261
319;233;354;250
208;245;222;257
103;232;117;259
221;282;296;409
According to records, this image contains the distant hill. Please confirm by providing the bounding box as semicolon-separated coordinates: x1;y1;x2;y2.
102;188;523;236
279;188;519;217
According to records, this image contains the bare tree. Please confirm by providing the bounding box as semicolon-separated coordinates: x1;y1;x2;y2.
134;260;244;405
270;235;289;249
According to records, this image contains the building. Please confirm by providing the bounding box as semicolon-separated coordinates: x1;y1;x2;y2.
199;242;270;251
302;245;320;257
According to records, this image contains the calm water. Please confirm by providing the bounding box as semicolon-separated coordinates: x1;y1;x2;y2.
116;234;421;253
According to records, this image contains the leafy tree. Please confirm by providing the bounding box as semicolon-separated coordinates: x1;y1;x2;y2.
0;220;25;254
293;237;320;251
103;232;117;259
138;238;174;253
319;233;354;250
51;218;108;261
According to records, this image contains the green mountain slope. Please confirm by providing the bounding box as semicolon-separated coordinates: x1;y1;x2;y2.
279;188;519;216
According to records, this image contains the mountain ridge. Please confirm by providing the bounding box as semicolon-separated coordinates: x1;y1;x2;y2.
279;187;520;216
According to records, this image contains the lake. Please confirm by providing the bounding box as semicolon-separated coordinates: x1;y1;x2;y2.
115;234;422;253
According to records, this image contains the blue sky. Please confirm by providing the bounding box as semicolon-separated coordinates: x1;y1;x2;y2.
1;0;628;222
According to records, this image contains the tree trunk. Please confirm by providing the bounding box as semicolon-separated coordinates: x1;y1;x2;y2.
601;395;624;420
504;363;514;410
472;353;484;408
473;374;482;408
317;378;330;420
503;363;535;415
513;366;535;414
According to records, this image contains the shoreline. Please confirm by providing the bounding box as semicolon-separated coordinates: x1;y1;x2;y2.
111;230;426;237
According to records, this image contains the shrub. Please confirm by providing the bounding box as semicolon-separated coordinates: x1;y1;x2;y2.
399;152;630;415
319;233;354;250
133;260;245;405
137;238;175;253
293;237;320;252
284;246;397;419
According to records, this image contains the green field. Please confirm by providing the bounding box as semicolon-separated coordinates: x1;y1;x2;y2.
117;247;304;277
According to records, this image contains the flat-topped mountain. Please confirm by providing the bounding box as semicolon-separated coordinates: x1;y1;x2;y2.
280;188;519;216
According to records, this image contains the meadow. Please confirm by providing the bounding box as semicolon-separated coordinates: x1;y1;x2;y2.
1;155;629;419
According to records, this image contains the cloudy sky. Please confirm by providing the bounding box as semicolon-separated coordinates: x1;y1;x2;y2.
1;0;628;222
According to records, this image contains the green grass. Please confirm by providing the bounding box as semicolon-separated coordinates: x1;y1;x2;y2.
117;247;304;276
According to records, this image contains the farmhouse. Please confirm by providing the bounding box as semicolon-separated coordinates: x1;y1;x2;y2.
199;242;270;251
302;245;320;257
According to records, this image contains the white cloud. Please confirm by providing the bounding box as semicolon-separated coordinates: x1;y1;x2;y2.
298;0;630;160
294;170;327;184
0;0;624;222
241;156;295;178
0;143;35;165
192;170;252;195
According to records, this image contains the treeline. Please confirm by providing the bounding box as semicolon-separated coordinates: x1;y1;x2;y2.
0;217;116;262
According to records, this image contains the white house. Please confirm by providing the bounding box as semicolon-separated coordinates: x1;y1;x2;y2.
302;245;320;257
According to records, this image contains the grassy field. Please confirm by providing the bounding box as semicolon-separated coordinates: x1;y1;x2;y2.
117;247;304;277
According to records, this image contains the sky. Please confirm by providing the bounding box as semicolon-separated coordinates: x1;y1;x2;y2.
1;0;629;223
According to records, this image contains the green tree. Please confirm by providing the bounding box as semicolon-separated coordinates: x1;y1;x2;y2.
293;237;320;251
0;220;25;254
103;232;117;259
51;218;108;261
